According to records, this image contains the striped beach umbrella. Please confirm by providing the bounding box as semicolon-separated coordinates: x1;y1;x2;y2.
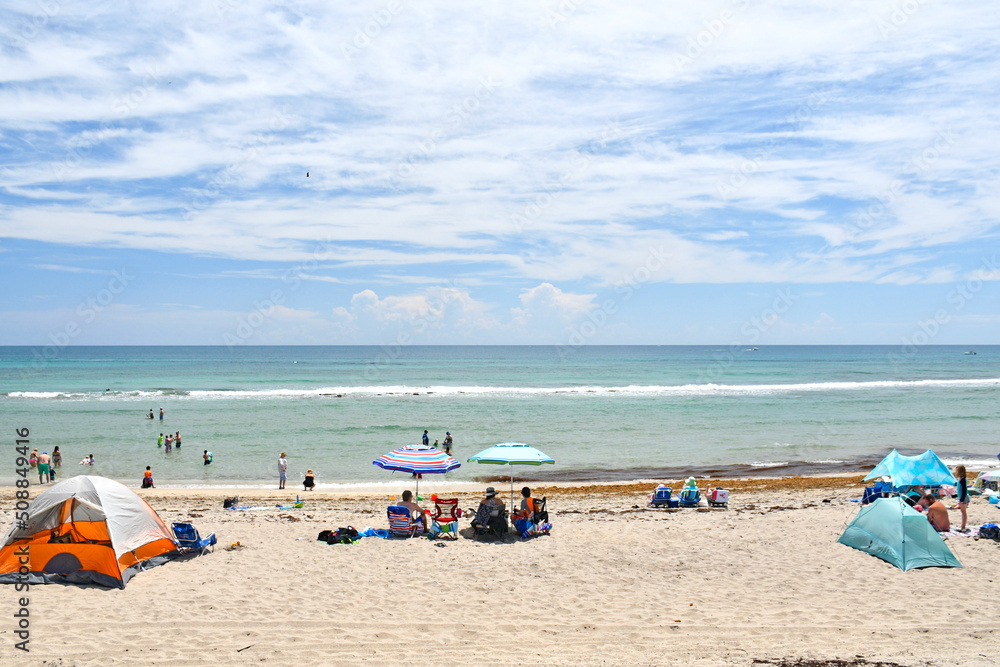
467;442;554;508
373;445;461;497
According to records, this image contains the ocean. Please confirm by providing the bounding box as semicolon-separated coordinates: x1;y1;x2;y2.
2;345;998;489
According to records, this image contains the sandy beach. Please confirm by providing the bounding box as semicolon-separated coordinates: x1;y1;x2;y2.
2;475;998;666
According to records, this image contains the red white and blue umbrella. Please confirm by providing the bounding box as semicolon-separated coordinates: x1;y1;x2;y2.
373;445;461;497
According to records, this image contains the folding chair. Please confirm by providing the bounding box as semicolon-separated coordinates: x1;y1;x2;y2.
648;487;673;508
677;487;700;508
171;522;217;555
531;496;549;524
471;501;507;540
387;505;420;538
431;498;460;539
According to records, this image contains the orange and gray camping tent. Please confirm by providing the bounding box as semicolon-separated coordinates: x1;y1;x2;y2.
0;475;177;588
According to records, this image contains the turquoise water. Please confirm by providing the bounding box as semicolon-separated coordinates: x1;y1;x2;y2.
1;346;998;488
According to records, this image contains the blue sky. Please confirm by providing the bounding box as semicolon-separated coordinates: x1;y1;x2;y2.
1;1;998;346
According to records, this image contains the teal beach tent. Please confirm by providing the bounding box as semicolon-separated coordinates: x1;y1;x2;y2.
863;449;957;487
838;496;961;571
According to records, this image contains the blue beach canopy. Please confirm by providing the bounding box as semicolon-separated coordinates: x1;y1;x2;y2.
467;443;554;508
863;449;957;487
838;496;961;571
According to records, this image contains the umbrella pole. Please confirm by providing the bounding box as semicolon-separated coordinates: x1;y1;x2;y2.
510;469;514;511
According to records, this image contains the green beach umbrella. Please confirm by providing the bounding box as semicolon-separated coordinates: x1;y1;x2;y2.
467;442;555;508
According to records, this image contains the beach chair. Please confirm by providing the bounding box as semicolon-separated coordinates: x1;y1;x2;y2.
171;522;217;555
387;505;420;538
431;498;460;539
862;480;894;504
472;501;507;540
677;488;700;508
648;487;673;508
532;496;549;524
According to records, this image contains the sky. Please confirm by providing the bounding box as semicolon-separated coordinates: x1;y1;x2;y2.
1;1;998;347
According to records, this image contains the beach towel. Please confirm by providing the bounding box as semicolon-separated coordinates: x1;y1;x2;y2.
938;528;978;538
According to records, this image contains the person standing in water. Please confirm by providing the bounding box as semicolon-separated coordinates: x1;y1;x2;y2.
443;432;453;455
422;430;429;446
52;446;62;468
158;433;164;448
203;450;212;465
159;407;164;420
175;431;181;448
37;451;51;484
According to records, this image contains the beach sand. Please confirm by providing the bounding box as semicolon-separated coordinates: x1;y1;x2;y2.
2;476;998;666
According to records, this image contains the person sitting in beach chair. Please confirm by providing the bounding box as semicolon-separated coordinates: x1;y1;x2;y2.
430;497;461;539
471;487;507;538
678;485;701;508
399;490;428;533
648;485;673;508
387;504;421;538
512;487;552;538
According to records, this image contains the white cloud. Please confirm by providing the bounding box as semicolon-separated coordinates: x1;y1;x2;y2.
1;0;999;301
511;283;596;327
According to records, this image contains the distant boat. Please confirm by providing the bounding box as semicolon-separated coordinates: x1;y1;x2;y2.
965;350;977;355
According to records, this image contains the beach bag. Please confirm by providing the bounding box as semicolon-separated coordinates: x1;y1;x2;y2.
979;523;1000;540
223;496;239;509
319;527;359;544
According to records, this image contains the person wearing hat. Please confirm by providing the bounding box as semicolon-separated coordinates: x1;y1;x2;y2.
278;452;288;489
303;469;315;491
471;486;506;536
442;432;453;455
